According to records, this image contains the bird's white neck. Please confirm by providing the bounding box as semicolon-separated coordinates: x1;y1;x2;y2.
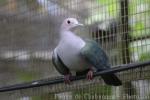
59;30;85;48
60;30;76;39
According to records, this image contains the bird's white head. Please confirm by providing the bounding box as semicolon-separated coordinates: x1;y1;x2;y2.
61;18;83;31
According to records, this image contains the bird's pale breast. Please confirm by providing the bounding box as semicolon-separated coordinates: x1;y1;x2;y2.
56;37;90;71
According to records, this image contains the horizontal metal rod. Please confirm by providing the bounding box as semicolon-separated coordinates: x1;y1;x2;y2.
0;61;150;92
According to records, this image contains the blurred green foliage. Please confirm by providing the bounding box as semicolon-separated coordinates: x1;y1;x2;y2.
86;0;119;24
0;0;7;5
139;52;150;61
16;71;37;81
129;39;150;61
97;0;118;16
129;0;150;62
73;84;112;100
129;0;150;38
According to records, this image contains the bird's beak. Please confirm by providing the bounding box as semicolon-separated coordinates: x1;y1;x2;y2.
76;23;84;26
78;23;84;26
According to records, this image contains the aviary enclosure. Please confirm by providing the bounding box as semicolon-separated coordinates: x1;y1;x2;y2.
0;0;150;100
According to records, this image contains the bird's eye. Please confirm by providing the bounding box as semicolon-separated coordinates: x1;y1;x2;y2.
67;20;71;24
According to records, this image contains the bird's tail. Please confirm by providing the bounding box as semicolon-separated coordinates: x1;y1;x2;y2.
101;73;122;86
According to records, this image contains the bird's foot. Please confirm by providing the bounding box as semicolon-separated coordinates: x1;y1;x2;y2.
86;69;93;80
64;73;72;84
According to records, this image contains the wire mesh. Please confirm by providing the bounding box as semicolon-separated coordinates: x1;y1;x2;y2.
0;0;150;100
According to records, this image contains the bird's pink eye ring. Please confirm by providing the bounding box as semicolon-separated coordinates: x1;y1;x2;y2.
67;20;71;24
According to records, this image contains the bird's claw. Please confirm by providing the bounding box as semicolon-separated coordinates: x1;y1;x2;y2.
64;74;72;84
86;70;93;80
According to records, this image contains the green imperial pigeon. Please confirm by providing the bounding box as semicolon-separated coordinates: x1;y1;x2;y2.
52;18;122;86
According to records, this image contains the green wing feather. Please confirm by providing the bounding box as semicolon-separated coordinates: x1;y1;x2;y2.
80;39;110;71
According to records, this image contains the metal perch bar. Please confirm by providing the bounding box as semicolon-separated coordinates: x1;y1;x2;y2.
0;60;150;92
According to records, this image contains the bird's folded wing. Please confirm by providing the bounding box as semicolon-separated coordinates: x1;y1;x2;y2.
80;39;110;70
52;50;69;75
